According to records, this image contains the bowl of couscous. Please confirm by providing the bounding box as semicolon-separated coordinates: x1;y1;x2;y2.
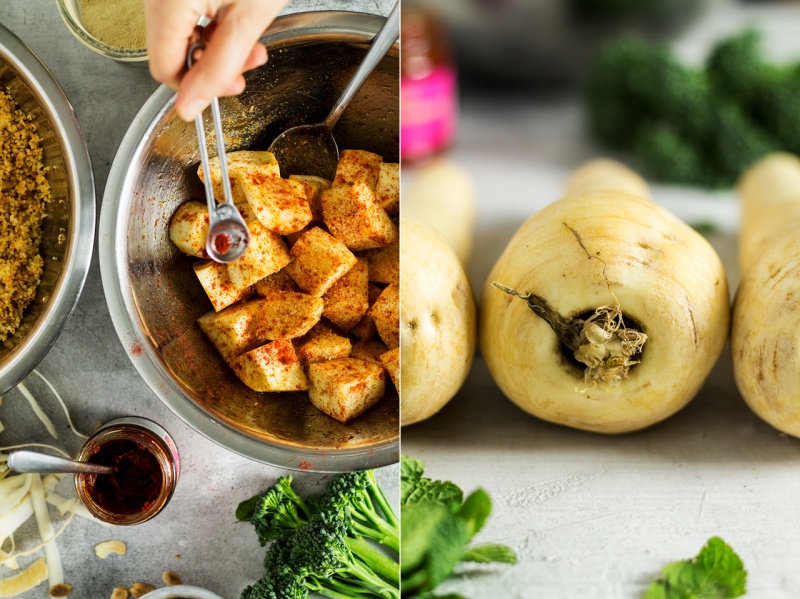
0;24;95;394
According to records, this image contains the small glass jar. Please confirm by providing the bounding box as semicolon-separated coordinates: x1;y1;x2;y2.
75;417;180;525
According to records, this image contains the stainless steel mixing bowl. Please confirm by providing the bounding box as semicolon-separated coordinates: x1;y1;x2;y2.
0;24;95;395
100;11;399;472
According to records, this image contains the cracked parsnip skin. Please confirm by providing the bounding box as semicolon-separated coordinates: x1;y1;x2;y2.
401;218;476;426
480;160;729;433
733;154;800;437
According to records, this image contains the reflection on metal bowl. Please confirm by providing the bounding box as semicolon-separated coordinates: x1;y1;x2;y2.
99;11;399;472
0;24;95;395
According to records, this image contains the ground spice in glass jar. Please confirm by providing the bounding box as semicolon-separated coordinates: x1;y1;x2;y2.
79;0;147;49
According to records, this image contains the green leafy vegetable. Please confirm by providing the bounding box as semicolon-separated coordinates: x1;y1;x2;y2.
400;456;516;598
584;29;800;187
643;537;747;599
237;470;399;599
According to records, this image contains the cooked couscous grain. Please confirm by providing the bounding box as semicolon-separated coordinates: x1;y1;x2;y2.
0;89;50;342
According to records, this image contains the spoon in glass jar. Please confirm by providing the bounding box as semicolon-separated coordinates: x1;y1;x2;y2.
8;450;113;475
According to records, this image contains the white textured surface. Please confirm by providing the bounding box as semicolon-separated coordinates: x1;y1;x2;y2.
403;2;800;598
0;1;397;598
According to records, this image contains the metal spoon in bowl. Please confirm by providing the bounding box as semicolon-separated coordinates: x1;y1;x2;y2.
8;450;114;475
268;1;399;179
187;32;250;263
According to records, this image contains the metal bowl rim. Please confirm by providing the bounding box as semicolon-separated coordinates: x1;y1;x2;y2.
0;23;96;395
99;10;399;472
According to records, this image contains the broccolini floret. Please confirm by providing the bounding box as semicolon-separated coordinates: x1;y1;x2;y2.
237;471;399;599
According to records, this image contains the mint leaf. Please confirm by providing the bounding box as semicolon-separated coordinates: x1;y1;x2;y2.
401;455;464;509
458;489;492;538
643;537;746;599
463;544;518;565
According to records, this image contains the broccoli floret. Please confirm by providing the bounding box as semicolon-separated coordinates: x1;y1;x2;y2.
631;125;710;186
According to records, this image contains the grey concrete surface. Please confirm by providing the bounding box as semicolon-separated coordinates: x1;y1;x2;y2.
0;1;397;597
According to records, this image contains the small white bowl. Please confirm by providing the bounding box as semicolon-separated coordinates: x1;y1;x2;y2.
142;586;225;599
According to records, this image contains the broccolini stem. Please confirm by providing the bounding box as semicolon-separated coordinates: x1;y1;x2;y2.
343;557;400;599
351;518;400;553
367;470;399;529
347;535;400;585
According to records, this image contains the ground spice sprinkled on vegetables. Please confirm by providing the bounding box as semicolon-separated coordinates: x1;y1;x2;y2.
0;89;50;343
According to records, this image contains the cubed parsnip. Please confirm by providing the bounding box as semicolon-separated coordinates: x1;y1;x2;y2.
227;220;291;290
290;175;331;223
285;223;323;248
368;283;399;349
197;302;265;363
296;331;352;366
364;243;399;285
169;201;209;258
350;283;383;341
322;257;369;331
254;270;300;295
232;340;309;392
308;358;385;422
350;338;389;365
332;149;382;190
375;163;399;215
197;150;280;204
321;182;398;251
236;173;313;235
194;259;251;311
257;289;323;339
380;348;399;390
284;227;357;297
198;293;321;363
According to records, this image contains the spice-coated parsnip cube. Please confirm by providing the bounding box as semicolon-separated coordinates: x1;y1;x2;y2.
350;338;389;365
256;289;323;340
169;201;209;258
194;260;251;312
284;227;357;297
368;283;399;349
296;331;352;367
308;358;385;422
380;348;399;390
226;220;291;290
236;173;313;235
350;283;383;341
322;257;369;331
290;175;331;223
364;242;399;285
197;302;265;363
254;270;300;295
333;149;382;190
197;292;321;363
375;163;399;215
197;150;281;204
232;340;309;392
321;181;398;251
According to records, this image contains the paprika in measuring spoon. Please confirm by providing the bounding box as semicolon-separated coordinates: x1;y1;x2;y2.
85;439;163;515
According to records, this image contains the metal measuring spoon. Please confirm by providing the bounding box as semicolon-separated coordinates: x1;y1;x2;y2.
187;33;250;263
8;450;114;475
268;1;399;179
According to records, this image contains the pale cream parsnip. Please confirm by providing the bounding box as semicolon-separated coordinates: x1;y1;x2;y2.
480;160;729;433
400;218;476;426
733;153;800;437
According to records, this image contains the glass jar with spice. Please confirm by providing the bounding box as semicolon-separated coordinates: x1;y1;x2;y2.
74;417;180;525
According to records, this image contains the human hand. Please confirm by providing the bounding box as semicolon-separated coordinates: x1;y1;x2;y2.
144;0;287;121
